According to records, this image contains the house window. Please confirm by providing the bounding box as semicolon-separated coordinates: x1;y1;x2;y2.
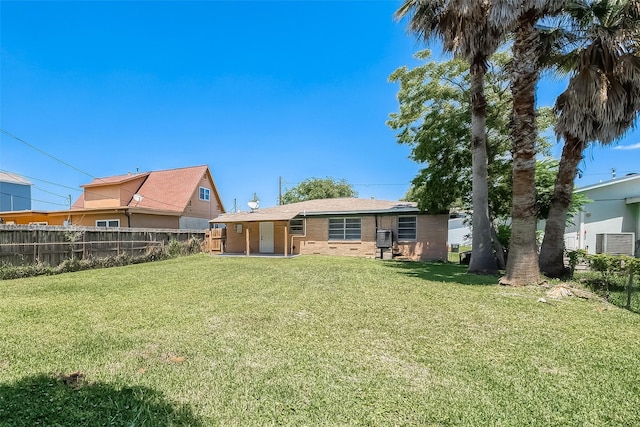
96;219;120;228
398;216;417;241
199;187;211;202
289;218;305;235
329;217;361;240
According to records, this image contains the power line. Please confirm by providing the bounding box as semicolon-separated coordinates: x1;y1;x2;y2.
33;185;70;201
1;131;188;210
1;128;96;179
0;169;82;193
0;192;69;208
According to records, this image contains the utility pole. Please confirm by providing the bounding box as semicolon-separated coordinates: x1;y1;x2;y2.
279;176;283;205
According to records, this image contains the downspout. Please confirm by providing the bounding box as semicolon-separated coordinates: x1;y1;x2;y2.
125;209;131;228
578;209;585;250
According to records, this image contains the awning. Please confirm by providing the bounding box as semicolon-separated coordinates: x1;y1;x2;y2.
210;210;299;223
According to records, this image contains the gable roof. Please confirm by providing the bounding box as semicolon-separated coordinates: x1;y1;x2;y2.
81;172;150;188
73;165;224;213
133;165;209;212
211;198;418;223
0;172;32;186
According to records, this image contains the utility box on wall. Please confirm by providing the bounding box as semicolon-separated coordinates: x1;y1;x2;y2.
376;229;393;248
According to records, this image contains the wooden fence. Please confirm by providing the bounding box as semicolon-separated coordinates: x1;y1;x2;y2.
202;228;226;254
0;225;206;267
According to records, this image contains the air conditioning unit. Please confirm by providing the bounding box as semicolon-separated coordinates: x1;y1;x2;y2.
595;233;635;256
376;229;393;248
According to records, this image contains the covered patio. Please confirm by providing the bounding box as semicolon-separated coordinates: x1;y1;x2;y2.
210;207;302;257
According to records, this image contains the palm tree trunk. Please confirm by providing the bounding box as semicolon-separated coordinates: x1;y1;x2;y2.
500;13;541;286
539;134;585;277
468;61;499;275
491;224;507;270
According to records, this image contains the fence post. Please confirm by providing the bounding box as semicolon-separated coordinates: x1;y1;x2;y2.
627;271;634;310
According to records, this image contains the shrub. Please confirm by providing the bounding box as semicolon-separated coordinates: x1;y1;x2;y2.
167;237;202;257
168;239;183;257
0;240;195;280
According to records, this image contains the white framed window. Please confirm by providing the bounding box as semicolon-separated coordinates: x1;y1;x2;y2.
329;217;361;241
199;187;211;201
398;216;417;241
289;218;305;235
96;219;120;228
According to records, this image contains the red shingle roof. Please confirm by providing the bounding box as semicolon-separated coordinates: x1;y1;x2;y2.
73;165;216;213
133;166;208;212
81;172;149;187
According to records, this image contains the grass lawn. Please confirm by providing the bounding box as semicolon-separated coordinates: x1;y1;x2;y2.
1;254;639;426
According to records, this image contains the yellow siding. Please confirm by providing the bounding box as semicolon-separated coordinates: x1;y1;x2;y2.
84;186;121;208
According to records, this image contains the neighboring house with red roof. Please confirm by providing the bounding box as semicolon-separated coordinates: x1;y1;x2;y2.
0;165;224;229
210;198;448;261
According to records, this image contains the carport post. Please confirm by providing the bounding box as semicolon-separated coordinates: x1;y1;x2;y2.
246;227;250;256
284;225;288;257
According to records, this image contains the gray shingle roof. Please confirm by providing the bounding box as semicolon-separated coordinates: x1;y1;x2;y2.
211;198;418;223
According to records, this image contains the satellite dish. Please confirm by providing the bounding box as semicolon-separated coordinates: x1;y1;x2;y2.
248;200;259;210
133;194;143;205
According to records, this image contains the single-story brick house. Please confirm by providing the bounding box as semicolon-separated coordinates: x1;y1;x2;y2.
210;198;448;261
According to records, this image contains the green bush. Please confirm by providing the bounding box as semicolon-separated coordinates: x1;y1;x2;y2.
0;239;208;280
569;250;640;311
0;245;173;280
0;262;54;280
168;239;183;257
167;237;202;257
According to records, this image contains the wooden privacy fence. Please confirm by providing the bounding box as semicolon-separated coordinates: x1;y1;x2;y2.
202;228;226;254
0;225;206;267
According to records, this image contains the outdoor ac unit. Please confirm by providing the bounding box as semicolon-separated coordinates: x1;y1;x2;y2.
595;233;635;256
376;229;393;248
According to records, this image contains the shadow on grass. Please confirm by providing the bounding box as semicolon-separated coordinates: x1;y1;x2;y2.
385;261;500;286
0;373;202;427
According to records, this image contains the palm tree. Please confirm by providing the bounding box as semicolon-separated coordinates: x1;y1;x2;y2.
395;0;503;274
539;0;640;277
488;1;567;286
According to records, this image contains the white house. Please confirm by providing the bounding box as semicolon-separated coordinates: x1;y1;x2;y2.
564;173;640;256
448;213;471;247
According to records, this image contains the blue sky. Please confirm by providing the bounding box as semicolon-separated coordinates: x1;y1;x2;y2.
2;1;638;212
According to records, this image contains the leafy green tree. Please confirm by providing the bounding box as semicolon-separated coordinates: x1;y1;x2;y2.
395;0;504;275
388;50;555;224
539;0;640;278
281;178;357;204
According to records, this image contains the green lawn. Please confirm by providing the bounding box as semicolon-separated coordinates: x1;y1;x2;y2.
1;255;639;426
